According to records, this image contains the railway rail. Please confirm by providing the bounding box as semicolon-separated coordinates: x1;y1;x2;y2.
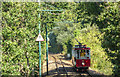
52;55;93;77
52;56;69;77
73;66;93;77
52;56;60;75
86;70;92;77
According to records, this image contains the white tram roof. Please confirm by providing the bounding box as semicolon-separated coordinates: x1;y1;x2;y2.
73;45;90;50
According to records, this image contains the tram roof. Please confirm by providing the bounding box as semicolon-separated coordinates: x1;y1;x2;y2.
74;47;90;50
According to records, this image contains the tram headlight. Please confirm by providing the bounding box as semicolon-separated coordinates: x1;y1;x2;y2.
82;62;85;65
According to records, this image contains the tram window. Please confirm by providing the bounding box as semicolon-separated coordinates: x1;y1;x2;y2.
77;50;79;58
80;50;85;57
87;50;89;55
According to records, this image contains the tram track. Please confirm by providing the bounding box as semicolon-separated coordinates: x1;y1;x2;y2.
52;55;93;77
52;56;69;77
86;70;92;77
75;68;93;77
58;56;69;77
52;56;60;76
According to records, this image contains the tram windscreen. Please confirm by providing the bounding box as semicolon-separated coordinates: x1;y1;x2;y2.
80;50;85;57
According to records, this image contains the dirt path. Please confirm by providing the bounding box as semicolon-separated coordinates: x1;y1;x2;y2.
42;53;105;77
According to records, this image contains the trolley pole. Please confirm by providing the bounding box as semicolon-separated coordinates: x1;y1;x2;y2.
45;23;48;75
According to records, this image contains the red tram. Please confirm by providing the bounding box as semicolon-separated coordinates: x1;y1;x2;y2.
72;44;91;71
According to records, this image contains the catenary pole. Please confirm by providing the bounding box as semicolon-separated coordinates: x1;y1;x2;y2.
45;23;48;75
38;0;41;77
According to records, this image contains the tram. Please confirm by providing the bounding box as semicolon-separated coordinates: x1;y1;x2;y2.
72;42;91;71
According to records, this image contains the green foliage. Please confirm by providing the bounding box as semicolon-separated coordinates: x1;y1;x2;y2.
48;32;63;53
2;2;46;76
96;2;120;76
1;2;120;76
